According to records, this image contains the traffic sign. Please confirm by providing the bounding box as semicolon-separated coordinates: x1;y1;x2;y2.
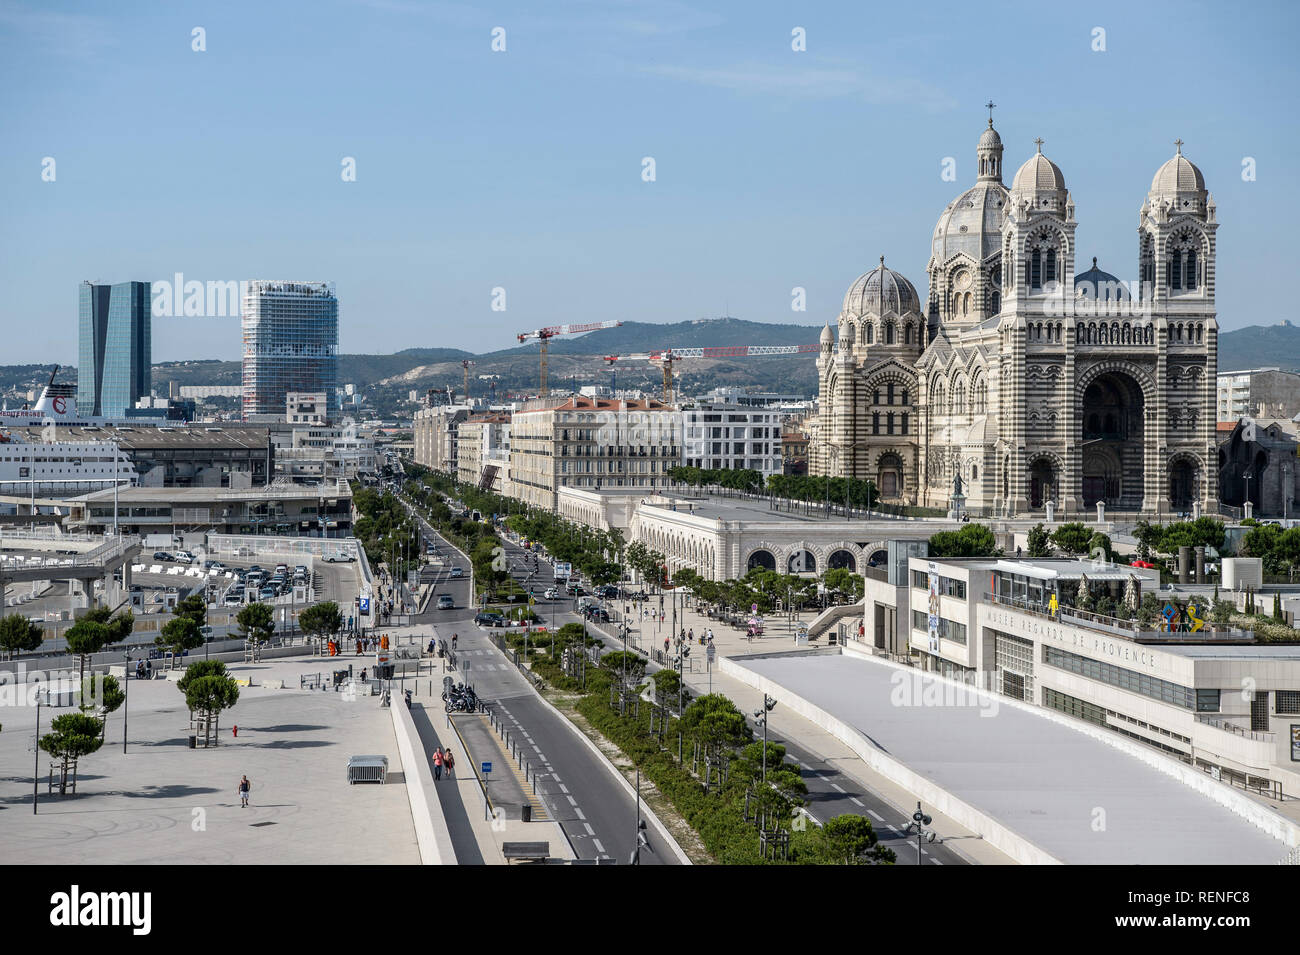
482;761;492;775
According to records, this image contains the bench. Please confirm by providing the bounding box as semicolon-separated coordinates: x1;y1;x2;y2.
502;842;550;864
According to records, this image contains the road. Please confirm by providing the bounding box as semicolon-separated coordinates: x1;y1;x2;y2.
399;503;673;863
400;488;962;864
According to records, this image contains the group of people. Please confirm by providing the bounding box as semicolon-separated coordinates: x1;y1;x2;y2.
354;635;387;654
431;746;455;780
133;659;154;680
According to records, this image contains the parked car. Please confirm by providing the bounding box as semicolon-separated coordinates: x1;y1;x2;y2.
437;595;455;610
449;567;464;578
596;585;620;599
152;551;175;562
474;612;505;628
259;586;277;601
585;607;611;623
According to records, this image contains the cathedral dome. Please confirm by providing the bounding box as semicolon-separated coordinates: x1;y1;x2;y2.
1151;149;1205;195
820;323;834;344
842;257;920;317
931;180;1008;265
978;123;1002;150
1011;149;1066;195
1075;257;1131;302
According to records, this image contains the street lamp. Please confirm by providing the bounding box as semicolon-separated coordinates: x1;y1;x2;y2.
904;801;941;864
123;651;132;754
753;694;777;784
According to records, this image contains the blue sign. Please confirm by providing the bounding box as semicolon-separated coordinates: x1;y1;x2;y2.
481;761;492;775
359;596;371;614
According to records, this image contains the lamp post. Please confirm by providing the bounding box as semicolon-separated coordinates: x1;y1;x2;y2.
123;651;132;754
753;694;776;784
904;801;941;864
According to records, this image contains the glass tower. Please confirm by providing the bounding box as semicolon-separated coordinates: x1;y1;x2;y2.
78;281;152;417
241;281;339;423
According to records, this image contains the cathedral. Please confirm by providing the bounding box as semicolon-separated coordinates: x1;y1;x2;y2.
812;113;1218;519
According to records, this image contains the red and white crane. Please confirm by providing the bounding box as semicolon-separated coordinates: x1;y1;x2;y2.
517;321;624;397
603;343;819;402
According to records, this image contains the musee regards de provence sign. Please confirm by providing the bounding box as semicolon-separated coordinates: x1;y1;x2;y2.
984;605;1172;675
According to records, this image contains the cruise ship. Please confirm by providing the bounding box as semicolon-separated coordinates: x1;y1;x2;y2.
0;372;139;495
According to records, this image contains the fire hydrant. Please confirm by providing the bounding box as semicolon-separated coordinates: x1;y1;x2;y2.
232;725;238;738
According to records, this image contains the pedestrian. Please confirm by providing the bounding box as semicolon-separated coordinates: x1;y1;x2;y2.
664;636;670;655
360;667;367;682
433;746;444;781
452;633;458;650
444;748;455;777
237;774;251;808
688;628;693;644
356;639;362;655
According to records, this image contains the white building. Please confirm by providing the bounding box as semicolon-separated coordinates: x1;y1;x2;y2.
861;554;1300;795
681;402;784;477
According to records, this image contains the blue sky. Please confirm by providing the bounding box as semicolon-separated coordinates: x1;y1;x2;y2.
2;0;1297;365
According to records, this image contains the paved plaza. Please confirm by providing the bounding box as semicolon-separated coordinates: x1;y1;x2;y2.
0;656;420;865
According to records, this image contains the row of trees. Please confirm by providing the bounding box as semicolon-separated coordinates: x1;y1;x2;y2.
1025;522;1114;561
667;466;764;492
766;473;880;510
670;566;852;616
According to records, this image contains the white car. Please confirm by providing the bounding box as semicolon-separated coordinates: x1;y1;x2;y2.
544;587;559;600
323;552;355;563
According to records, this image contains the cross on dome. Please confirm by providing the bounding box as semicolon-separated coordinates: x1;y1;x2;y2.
1034;137;1044;153
986;100;996;126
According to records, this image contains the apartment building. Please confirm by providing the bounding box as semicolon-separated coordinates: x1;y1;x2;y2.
681;402;784;477
457;413;511;491
506;396;682;511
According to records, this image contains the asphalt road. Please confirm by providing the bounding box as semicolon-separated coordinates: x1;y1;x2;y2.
400;505;673;864
400;490;961;864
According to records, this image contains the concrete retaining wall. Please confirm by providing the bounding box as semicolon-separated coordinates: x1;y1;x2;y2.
719;650;1064;865
390;698;458;865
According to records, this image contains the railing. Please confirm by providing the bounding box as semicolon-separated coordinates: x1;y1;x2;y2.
1194;714;1275;743
984;591;1140;634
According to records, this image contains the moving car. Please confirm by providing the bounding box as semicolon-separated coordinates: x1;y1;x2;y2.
323;551;355;563
449;567;464;578
544;587;560;600
474;612;505;628
437;594;455;610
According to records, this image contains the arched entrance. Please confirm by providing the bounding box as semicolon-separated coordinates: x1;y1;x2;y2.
788;549;817;574
828;549;857;572
746;549;776;572
877;452;904;499
1079;370;1147;510
1169;455;1201;512
1028;457;1057;508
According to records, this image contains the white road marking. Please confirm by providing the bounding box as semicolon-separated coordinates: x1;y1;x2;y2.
868;809;884;822
850;797;864;807
888;825;901;833
931;858;943;865
584;823;594;835
592;839;605;854
574;807;586;820
567;795;578;806
830;783;846;793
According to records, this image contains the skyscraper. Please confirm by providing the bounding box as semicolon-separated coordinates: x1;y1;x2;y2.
78;281;151;417
241;281;339;423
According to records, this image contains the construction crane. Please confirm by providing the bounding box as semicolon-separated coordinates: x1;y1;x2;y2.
603;343;820;402
460;359;476;401
517;321;624;397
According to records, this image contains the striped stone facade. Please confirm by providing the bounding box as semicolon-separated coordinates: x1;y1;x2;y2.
815;122;1218;519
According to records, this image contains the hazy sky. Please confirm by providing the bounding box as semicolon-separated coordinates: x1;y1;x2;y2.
2;0;1296;365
